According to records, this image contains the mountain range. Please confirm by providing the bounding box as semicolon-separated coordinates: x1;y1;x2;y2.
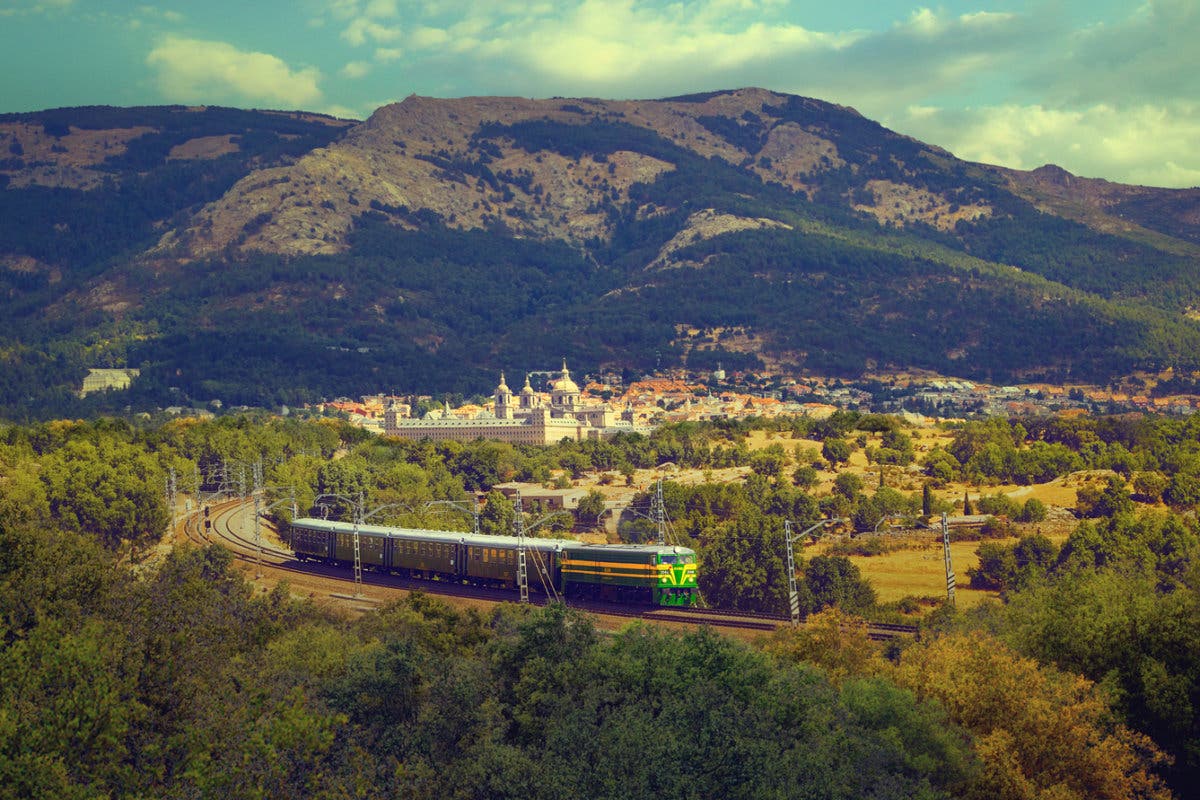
3;88;1200;416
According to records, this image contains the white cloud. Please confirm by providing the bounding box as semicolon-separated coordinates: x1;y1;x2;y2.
341;16;402;46
893;102;1200;188
322;0;404;46
146;36;323;108
325;0;360;21
226;0;1198;187
1029;0;1200;107
425;0;859;87
410;25;449;48
364;0;399;18
0;0;74;15
321;103;364;120
903;7;942;36
959;11;1014;28
340;60;371;78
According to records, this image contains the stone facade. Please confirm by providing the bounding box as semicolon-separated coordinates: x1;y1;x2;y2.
384;361;644;444
79;368;140;397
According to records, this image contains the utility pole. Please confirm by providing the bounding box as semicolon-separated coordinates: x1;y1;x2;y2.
352;490;364;597
785;520;801;626
941;512;956;606
514;492;529;604
785;518;845;626
652;479;666;546
166;467;177;534
252;460;264;579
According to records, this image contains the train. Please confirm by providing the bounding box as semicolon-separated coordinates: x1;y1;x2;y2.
288;517;699;607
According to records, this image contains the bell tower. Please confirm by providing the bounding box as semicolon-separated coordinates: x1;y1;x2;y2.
495;372;513;419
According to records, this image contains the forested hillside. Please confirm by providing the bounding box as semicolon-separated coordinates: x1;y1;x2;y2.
3;91;1200;416
2;411;1196;798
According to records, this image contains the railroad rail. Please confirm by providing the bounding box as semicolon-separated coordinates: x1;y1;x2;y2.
182;498;918;640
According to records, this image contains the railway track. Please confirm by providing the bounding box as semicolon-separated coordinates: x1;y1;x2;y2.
182;498;917;640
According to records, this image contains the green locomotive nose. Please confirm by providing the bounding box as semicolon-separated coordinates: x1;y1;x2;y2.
658;563;698;586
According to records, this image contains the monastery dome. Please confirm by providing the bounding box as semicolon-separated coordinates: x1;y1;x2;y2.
551;360;580;393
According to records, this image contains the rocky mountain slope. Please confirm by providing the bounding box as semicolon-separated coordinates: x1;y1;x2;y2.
160;89;995;259
2;90;1200;414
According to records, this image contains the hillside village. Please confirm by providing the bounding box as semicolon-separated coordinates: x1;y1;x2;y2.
313;366;1200;433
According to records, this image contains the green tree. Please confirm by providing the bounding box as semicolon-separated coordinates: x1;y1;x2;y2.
805;555;876;614
969;541;1016;591
993;568;1200;794
314;457;370;519
894;632;1171;800
1163;467;1200;509
1017;497;1047;523
1133;471;1168;503
479;489;515;536
833;471;865;500
923;447;961;485
749;444;787;478
792;463;819;489
39;437;168;549
575;489;607;531
699;513;790;613
1076;476;1134;519
822;437;851;469
0;618;143;798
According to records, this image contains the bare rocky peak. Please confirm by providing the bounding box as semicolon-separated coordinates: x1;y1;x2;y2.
164;88;889;259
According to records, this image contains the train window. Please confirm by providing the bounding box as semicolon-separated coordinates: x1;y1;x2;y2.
483;549;489;563
660;554;678;564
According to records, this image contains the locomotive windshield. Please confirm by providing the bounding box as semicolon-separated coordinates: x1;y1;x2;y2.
659;554;696;564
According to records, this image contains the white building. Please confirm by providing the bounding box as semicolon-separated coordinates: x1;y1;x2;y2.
384;361;648;444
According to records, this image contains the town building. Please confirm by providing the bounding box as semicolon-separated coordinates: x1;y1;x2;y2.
384;361;649;444
78;368;139;397
491;482;588;510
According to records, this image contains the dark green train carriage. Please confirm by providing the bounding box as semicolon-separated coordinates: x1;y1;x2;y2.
287;518;697;607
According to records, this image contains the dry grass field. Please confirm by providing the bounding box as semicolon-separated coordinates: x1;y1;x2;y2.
743;427;1091;608
574;425;1111;609
804;530;1073;609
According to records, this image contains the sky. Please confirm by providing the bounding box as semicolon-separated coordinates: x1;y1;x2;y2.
1;0;1197;188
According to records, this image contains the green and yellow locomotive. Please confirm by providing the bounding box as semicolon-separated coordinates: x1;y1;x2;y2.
559;544;697;607
288;518;698;607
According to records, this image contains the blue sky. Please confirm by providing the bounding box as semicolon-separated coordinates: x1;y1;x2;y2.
1;1;1197;187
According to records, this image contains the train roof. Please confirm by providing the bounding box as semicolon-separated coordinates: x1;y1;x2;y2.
290;517;695;555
